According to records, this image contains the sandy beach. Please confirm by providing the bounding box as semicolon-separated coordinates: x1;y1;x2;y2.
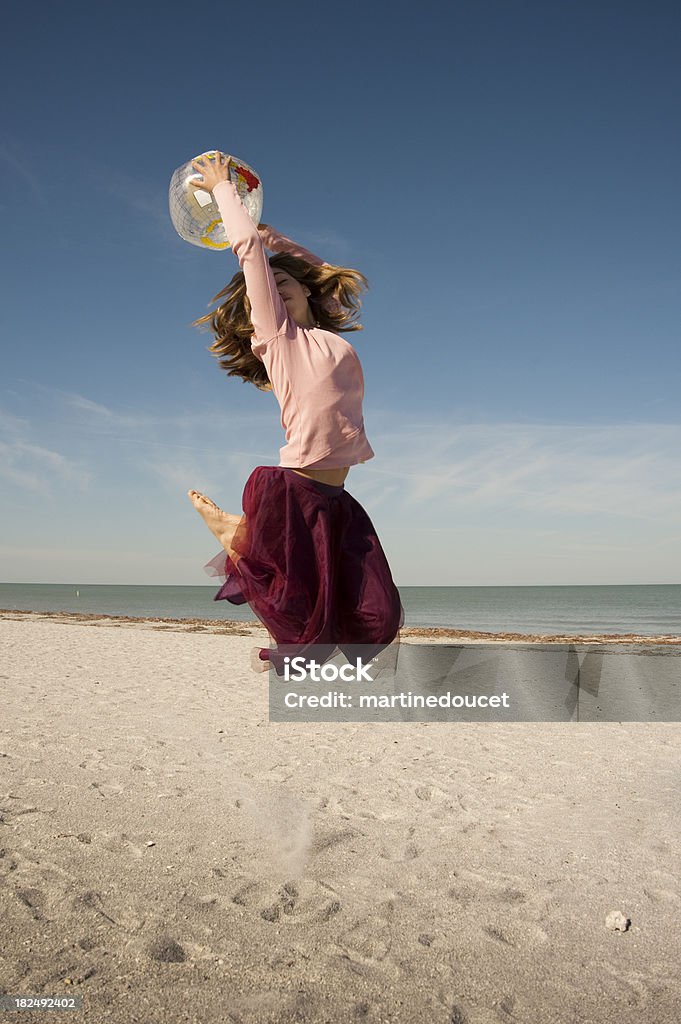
1;611;680;1023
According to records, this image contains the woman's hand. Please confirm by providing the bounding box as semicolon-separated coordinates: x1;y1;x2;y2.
189;151;232;194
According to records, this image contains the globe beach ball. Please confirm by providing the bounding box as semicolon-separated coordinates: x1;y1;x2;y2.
168;151;264;251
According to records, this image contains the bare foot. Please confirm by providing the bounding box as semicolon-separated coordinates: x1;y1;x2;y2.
250;647;270;673
187;489;241;550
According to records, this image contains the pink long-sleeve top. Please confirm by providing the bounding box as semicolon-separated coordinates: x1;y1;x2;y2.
211;179;374;470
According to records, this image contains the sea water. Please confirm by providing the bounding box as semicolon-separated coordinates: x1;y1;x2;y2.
1;583;679;636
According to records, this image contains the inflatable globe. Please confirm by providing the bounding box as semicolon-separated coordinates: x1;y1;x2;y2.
168;151;264;251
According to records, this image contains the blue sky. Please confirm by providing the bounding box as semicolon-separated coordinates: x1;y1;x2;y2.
1;0;679;586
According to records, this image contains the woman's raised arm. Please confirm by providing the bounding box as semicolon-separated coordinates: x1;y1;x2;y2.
257;222;327;267
191;154;288;350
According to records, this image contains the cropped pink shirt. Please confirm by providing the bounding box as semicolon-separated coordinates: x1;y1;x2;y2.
212;179;374;470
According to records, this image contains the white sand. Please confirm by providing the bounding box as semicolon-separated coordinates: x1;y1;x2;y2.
1;614;680;1023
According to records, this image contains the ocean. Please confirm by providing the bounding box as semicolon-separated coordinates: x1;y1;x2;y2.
1;583;679;636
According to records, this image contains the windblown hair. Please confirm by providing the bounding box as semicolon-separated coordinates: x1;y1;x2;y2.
192;253;369;392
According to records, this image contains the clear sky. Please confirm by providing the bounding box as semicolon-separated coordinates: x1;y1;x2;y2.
1;0;679;586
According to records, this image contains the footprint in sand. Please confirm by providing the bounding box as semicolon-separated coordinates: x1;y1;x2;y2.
642;885;680;904
100;832;148;859
414;783;467;813
310;827;361;855
14;886;45;921
230;878;342;925
379;841;421;862
90;780;124;799
337;899;396;963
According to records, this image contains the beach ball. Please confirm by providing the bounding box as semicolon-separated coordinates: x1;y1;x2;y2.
168;151;264;251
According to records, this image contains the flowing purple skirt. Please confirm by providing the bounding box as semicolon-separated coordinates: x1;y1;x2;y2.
204;466;404;674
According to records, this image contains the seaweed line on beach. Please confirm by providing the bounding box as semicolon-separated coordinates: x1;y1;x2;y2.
1;608;679;645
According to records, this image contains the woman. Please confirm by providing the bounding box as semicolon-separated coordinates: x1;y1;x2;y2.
187;152;404;674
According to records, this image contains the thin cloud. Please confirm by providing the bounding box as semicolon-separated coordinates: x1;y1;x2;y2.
66;395;116;417
83;156;171;233
0;409;30;434
364;420;681;525
0;439;91;494
4;382;681;528
55;387;273;434
0;138;49;208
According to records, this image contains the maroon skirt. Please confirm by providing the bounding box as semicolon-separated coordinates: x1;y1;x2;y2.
204;466;404;673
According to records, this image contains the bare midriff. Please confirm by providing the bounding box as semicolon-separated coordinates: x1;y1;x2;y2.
289;466;350;486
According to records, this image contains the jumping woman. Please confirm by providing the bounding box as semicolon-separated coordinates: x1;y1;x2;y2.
187;151;404;674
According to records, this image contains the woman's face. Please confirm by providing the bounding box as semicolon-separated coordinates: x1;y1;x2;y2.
272;268;315;326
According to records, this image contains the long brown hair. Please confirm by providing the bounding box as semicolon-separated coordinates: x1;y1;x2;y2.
192;253;369;392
